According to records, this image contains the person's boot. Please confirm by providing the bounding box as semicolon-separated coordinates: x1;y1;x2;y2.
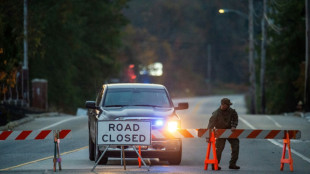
212;164;221;170
229;165;240;169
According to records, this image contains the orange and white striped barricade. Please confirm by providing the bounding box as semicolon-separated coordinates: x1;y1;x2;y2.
0;129;71;140
0;129;71;171
197;129;301;171
152;128;301;171
151;129;199;139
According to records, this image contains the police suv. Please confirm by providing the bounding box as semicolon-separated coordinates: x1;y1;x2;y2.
86;83;188;165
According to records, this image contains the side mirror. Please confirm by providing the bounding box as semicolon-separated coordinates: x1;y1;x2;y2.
85;101;98;109
175;102;189;110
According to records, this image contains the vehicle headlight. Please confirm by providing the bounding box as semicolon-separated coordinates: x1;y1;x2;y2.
167;121;178;132
155;120;164;126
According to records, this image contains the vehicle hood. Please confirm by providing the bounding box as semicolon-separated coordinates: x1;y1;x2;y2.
99;106;174;119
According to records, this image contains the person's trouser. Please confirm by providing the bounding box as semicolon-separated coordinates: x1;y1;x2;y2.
216;138;239;166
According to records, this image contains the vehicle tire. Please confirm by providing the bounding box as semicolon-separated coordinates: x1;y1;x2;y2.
96;147;108;165
89;135;95;161
168;142;182;165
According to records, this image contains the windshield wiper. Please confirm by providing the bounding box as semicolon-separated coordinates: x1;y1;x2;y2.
104;105;127;107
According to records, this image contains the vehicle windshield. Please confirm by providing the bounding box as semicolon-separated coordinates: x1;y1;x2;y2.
103;88;172;108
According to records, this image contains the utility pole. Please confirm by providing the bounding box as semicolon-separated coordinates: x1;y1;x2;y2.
249;0;256;114
23;0;29;107
260;0;267;114
305;0;310;112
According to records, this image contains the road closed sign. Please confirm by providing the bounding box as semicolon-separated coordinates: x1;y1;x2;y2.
97;121;151;145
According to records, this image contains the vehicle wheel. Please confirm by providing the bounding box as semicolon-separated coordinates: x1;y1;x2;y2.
96;147;108;165
168;143;182;165
89;135;95;161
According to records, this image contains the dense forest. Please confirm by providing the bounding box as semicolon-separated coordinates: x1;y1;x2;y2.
1;0;128;113
120;0;250;95
265;0;305;113
0;0;307;116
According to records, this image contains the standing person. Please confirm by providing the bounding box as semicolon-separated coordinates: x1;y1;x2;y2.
207;98;240;170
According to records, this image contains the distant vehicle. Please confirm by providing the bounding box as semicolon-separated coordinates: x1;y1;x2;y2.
86;83;188;165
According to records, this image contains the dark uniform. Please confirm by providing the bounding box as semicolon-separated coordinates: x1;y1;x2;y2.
207;99;239;167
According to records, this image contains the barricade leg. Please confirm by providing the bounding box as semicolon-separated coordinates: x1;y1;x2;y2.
280;132;293;171
57;139;62;170
204;130;218;170
133;146;150;171
53;131;62;172
138;145;142;168
91;145;110;172
122;146;126;170
53;139;56;171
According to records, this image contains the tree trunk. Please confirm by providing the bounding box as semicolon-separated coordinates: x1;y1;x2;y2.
260;0;267;114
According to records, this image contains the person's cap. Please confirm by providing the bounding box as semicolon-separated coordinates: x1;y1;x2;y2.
221;98;232;105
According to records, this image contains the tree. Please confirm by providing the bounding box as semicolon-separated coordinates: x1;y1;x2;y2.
0;0;23;101
0;0;129;112
28;0;128;112
265;0;305;113
123;0;249;96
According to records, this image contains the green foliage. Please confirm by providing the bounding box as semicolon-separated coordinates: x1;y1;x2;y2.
122;0;249;96
0;0;23;97
265;0;305;113
0;0;128;113
28;0;128;112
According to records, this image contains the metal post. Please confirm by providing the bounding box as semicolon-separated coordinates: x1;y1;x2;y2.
121;145;123;166
305;0;310;112
53;131;61;172
132;146;150;171
249;0;256;114
23;0;29;107
122;146;126;170
53;134;57;171
91;145;110;172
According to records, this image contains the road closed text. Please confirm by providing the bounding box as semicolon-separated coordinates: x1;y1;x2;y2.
97;121;151;145
102;123;146;143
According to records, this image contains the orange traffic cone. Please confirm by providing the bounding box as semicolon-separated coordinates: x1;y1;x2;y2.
204;129;218;170
280;131;293;171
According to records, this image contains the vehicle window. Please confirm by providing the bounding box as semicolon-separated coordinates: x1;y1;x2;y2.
103;89;171;107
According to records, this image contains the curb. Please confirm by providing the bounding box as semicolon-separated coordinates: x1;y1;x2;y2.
0;112;60;131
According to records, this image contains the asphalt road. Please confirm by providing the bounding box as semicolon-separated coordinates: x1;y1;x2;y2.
0;94;310;174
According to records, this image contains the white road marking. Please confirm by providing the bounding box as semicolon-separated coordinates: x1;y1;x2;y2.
0;146;88;171
238;116;255;129
239;116;310;164
266;116;282;128
268;139;310;163
39;117;80;130
192;101;202;115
